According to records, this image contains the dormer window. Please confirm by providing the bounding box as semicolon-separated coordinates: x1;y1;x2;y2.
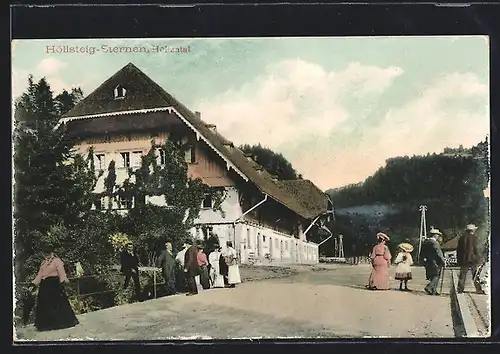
114;85;127;99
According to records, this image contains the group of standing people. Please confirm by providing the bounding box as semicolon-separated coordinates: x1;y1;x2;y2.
154;238;241;297
366;223;487;296
118;237;243;299
24;237;243;333
366;232;416;291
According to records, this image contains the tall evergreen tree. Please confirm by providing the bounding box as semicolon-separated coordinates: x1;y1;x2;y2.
54;87;84;116
13;76;94;281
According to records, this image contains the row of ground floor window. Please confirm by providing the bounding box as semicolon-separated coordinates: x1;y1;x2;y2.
190;221;319;265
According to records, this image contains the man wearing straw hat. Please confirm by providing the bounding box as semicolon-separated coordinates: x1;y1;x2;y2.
456;224;485;294
422;228;446;295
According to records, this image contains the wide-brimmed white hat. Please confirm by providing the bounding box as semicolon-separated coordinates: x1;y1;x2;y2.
429;228;442;236
398;243;414;253
466;224;478;231
376;232;390;241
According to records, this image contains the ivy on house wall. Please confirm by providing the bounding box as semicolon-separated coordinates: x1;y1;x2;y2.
95;138;227;265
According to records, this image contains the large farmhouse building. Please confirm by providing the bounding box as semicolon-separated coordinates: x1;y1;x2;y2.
57;63;334;265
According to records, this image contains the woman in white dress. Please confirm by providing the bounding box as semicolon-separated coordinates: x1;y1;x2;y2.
223;241;241;288
208;245;225;288
394;243;414;291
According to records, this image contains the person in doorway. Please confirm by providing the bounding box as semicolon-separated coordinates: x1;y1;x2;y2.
422;228;446;295
367;232;392;290
197;244;210;290
456;224;485;294
209;245;225;288
156;240;177;296
223;241;241;288
30;244;79;331
120;242;141;299
394;243;414;291
184;240;200;296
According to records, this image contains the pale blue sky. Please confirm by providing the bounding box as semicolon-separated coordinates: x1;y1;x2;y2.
12;37;490;190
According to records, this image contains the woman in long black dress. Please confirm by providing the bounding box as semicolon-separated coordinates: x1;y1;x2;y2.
30;244;79;331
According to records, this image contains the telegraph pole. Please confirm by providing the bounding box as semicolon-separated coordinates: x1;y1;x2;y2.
417;205;428;263
338;234;344;258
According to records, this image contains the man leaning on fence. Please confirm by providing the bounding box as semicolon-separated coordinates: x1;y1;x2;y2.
456;224;486;295
156;240;177;296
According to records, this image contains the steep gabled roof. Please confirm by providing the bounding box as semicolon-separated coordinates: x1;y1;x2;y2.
62;63;173;117
276;179;329;219
61;63;329;220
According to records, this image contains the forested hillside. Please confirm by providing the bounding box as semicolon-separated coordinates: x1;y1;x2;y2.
324;140;490;259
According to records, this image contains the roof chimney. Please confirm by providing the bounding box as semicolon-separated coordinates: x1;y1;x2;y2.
243;152;253;160
195;111;201;119
205;123;217;133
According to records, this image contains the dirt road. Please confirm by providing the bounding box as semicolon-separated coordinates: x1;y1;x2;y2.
14;264;455;340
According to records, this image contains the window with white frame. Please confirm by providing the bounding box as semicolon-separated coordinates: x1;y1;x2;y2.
93;197;102;210
120;152;131;168
119;195;133;209
158;148;167;165
202;194;213;208
184;144;196;164
114;85;126;99
246;228;251;248
131;151;143;168
95;153;105;171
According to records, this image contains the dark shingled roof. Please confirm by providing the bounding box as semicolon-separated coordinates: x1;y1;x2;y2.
276;180;329;220
65;112;182;137
62;63;329;220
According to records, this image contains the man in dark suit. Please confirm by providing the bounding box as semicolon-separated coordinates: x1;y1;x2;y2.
184;240;200;296
120;242;141;298
422;228;446;295
457;224;485;294
156;240;177;296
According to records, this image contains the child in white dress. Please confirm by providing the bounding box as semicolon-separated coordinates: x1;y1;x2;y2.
394;244;414;291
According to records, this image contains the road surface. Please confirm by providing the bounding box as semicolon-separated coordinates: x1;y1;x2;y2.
14;264;455;340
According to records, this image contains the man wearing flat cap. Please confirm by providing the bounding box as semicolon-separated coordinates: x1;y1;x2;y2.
456;224;485;294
